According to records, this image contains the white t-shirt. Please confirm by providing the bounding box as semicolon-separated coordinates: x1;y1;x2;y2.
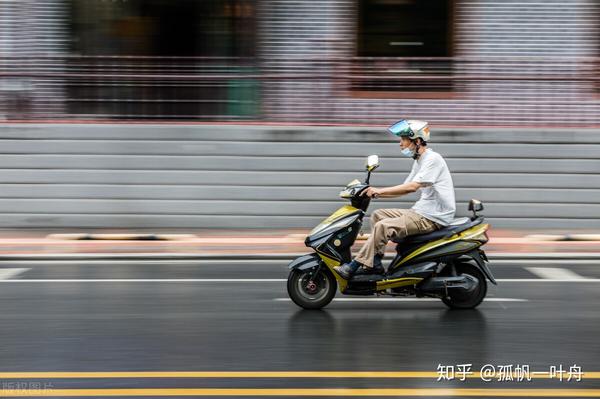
403;148;456;226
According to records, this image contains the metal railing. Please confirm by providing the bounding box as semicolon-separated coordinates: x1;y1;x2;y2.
0;55;260;121
1;55;599;126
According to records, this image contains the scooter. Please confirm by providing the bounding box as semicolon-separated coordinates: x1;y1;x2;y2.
287;155;497;310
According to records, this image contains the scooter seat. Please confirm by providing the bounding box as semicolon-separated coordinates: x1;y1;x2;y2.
392;217;483;244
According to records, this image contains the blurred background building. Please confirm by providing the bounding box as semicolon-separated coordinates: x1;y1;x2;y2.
0;0;599;230
2;0;599;125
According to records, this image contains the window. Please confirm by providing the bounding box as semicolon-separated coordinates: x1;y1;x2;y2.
353;0;453;97
67;0;258;119
70;0;255;58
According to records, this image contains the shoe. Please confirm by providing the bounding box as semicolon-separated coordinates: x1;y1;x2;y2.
354;263;385;276
354;254;385;275
333;259;362;280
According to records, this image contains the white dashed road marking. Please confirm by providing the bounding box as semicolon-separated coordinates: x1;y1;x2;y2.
526;267;585;280
274;297;529;302
0;268;30;280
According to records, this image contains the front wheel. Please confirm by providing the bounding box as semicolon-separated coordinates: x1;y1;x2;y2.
441;262;487;309
287;268;337;310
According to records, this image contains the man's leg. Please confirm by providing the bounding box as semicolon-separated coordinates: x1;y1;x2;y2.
405;210;441;235
355;210;440;268
355;208;409;268
370;208;407;226
333;208;408;279
334;209;440;279
354;209;413;268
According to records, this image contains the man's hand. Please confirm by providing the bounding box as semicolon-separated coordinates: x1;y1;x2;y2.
361;187;383;198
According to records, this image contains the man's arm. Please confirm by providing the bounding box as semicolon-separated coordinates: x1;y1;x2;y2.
364;153;440;198
379;182;423;197
363;182;424;198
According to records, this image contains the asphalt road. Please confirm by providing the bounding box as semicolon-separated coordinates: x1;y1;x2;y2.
0;258;599;398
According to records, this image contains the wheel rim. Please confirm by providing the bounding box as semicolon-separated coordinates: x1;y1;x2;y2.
295;270;330;302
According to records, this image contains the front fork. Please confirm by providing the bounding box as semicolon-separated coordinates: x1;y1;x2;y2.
306;263;324;286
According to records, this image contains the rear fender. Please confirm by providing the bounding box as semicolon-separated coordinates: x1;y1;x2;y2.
465;249;497;285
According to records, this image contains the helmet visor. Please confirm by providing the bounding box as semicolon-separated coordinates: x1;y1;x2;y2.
388;120;412;137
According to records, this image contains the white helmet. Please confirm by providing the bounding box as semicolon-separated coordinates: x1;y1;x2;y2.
388;119;430;143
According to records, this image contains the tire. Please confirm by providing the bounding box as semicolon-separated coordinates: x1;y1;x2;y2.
441;262;487;309
287;268;337;310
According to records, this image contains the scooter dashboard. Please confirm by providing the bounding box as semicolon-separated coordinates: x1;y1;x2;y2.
339;179;368;199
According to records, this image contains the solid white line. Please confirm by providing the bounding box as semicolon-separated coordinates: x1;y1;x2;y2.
0;261;598;271
486;252;600;259
274;297;529;302
0;260;287;265
526;267;585;280
492;259;600;265
0;278;598;283
0;279;287;283
0;259;598;266
497;278;600;282
1;252;600;260
0;268;29;280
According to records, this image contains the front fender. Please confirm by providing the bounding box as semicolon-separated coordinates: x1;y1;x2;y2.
289;253;346;293
288;253;322;271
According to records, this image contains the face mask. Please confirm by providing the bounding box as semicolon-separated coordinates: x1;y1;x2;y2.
401;147;414;157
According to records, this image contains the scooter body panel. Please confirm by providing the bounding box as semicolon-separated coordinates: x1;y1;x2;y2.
303;206;366;293
390;223;490;270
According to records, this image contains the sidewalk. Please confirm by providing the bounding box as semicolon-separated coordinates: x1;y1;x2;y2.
0;228;598;258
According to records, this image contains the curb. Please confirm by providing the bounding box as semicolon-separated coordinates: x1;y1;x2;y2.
45;234;197;241
1;252;600;261
524;234;600;242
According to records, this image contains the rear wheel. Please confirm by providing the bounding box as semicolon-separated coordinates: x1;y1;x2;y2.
287;268;337;310
441;262;487;309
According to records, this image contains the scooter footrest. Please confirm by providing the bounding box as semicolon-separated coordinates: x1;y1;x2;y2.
350;274;385;283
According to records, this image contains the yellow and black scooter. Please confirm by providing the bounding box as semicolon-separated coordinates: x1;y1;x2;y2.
287;155;497;310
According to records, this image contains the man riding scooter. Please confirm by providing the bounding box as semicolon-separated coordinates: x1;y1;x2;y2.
333;119;457;279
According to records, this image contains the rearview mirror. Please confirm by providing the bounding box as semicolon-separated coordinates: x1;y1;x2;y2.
366;155;380;172
468;199;484;212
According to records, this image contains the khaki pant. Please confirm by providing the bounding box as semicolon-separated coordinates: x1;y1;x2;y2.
354;209;441;268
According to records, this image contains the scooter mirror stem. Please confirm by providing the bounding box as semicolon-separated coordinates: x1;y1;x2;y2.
365;171;371;185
